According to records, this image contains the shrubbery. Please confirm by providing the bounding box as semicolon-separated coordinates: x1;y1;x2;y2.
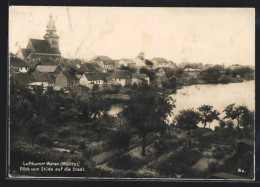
35;134;53;147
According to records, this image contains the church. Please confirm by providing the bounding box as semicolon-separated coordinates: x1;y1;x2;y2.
16;14;61;60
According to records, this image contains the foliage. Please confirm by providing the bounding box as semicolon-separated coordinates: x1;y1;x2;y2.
123;84;174;155
223;104;250;128
162;76;177;90
35;134;53;147
107;125;132;155
199;65;223;83
197;105;220;128
139;68;156;81
176;109;200;131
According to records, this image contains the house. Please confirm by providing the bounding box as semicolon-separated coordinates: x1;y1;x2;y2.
131;73;150;85
156;67;175;78
10;73;34;86
16;14;61;60
127;62;137;69
29;72;55;89
79;72;107;89
78;63;99;73
110;70;132;86
90;56;115;71
10;57;29;73
55;70;79;88
183;68;200;78
35;65;61;78
151;57;169;68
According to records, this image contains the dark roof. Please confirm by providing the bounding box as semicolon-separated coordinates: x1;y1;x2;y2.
61;71;78;81
145;59;154;66
43;33;59;38
84;72;107;81
38;58;56;66
10;57;28;67
20;48;32;58
131;73;148;80
106;76;113;82
111;70;131;79
91;55;113;61
10;73;34;85
31;72;55;83
29;39;61;54
79;63;99;73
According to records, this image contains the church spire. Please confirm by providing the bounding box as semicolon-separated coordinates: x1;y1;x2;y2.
46;14;56;31
44;14;59;49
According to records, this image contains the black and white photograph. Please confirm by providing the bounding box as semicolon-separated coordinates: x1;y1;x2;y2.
8;6;255;180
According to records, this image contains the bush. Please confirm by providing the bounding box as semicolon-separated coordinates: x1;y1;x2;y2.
79;141;86;150
58;128;72;138
154;138;178;156
35;134;53;147
107;154;144;170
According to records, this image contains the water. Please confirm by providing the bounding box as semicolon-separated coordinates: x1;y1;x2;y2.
109;81;255;129
169;80;255;129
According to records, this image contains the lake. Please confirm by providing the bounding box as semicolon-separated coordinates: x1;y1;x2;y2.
169;80;255;129
109;80;255;129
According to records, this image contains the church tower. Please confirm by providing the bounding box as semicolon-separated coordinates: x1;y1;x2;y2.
44;14;59;49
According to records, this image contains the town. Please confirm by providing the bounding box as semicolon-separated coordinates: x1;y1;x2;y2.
9;14;255;180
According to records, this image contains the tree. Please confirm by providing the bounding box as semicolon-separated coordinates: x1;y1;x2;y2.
223;104;250;128
197;105;220;128
123;84;174;156
107;125;131;155
175;109;200;147
139;68;156;81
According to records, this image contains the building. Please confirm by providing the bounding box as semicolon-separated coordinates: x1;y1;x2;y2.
132;52;146;67
90;56;115;72
35;65;61;78
10;57;29;73
131;73;150;85
183;68;200;78
79;72;107;89
16;14;61;60
156;67;175;78
29;72;55;89
151;57;169;68
10;73;34;86
110;70;132;86
55;71;79;88
78;63;99;73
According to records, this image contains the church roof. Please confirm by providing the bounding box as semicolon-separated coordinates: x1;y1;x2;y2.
29;39;61;54
43;33;59;38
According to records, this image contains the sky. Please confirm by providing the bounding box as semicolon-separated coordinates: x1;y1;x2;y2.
9;6;255;65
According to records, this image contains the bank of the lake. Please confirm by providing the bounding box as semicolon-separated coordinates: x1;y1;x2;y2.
109;80;255;129
169;80;255;129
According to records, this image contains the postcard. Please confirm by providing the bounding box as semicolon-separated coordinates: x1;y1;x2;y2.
8;6;255;180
